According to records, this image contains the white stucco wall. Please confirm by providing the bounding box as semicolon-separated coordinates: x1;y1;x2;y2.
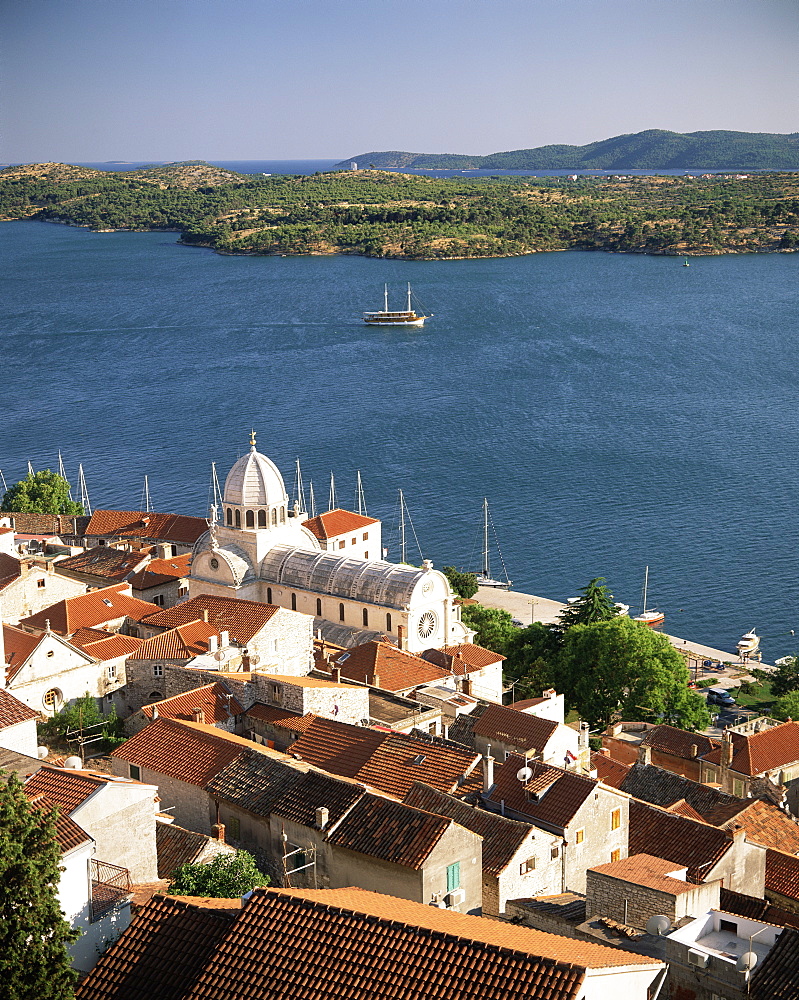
0;716;39;757
8;633;100;714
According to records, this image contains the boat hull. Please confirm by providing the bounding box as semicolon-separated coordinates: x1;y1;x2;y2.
476;575;512;590
364;314;427;327
632;611;665;628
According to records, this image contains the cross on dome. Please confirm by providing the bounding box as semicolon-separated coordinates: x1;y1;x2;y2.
250;429;257;450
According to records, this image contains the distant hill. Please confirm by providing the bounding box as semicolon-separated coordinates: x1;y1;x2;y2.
336;130;799;171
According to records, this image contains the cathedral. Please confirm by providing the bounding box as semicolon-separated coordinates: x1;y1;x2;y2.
189;434;471;653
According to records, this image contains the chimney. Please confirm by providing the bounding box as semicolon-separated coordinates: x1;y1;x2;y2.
211;822;226;843
332;666;341;683
689;743;698;758
192;706;205;724
152;705;159;719
220;630;229;647
397;625;406;650
722;733;734;767
638;745;652;766
372;672;380;688
732;826;746;844
482;744;495;793
201;609;209;622
442;723;449;740
598;747;610;757
209;635;219;653
543;688;556;699
316;806;329;830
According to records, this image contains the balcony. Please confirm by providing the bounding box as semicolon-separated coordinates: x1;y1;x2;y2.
90;859;132;922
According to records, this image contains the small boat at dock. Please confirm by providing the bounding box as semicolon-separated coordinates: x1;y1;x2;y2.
475;498;512;589
737;629;761;660
631;566;665;628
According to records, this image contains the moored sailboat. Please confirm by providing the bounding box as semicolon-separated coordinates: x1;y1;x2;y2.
475;498;512;590
363;283;431;327
631;566;665;628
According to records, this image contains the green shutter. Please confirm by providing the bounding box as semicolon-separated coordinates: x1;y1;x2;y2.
446;862;460;892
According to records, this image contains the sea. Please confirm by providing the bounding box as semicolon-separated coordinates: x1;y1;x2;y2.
2;168;798;660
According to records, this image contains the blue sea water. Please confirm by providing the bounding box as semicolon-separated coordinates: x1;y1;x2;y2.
2;219;798;659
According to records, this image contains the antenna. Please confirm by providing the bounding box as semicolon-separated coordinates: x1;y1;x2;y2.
328;472;337;511
355;471;367;517
308;481;316;518
78;464;92;516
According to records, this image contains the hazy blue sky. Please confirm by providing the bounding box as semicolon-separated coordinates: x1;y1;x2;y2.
4;0;797;163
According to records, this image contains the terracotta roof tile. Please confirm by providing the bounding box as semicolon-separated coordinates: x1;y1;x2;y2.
628;799;733;882
0;552;21;590
721;799;799;854
750;925;799;998
591;751;631;789
473;703;559;753
28;793;91;855
720;887;799;930
640;724;718;760
84;510;208;545
74;893;238;1000
302;508;378;540
704;722;799;776
24;766;109;812
403;781;533;875
3;623;43;682
270;769;364;827
664;799;706;822
54;546;149;582
243;704;317;732
2;512;84;536
440;643;506;667
19;583;159;635
326;793;453;869
0;688;38;728
132;620;219;660
288;716;386;777
111;717;253;787
142;594;279;645
332;640;451;691
77;631;144;661
156;822;227;879
619;760;747;824
488;756;597;830
590;853;694;894
205;750;305;818
765;849;799;900
128;553;192;591
142;683;244;726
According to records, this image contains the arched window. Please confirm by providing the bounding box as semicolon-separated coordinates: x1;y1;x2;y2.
235;510;241;528
316;598;322;616
339;603;345;622
362;608;369;627
386;613;392;632
258;510;266;527
226;508;233;526
291;593;297;611
281;506;286;523
272;509;278;526
267;587;273;604
246;510;255;528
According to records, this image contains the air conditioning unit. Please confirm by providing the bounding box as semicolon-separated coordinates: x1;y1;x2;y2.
688;949;709;969
446;888;466;907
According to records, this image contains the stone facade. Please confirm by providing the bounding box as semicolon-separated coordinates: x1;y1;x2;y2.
563;786;630;894
0;559;86;623
586;866;721;931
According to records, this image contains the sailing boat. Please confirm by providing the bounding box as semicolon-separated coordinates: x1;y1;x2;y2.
363;283;430;327
631;566;665;628
683;258;690;267
475;498;512;590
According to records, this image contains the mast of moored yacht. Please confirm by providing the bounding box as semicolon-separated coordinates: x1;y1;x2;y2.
355;471;367;517
399;489;406;564
78;463;92;516
642;566;649;614
384;284;389;313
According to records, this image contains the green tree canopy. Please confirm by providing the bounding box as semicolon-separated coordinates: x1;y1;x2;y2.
557;577;620;630
460;604;518;657
771;656;799;698
0;772;78;999
772;689;799;722
1;470;83;515
503;622;562;699
167;850;267;898
442;566;479;600
559;616;710;730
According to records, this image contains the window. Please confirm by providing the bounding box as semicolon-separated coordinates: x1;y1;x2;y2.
363;532;369;540
228;815;241;839
267;587;273;604
37;578;46;589
42;688;62;712
291;593;297;611
106;693;114;703
258;510;267;527
575;829;585;844
178;585;188;597
386;613;392;632
171;545;178;557
351;537;356;545
719;918;738;934
153;663;164;677
130;764;141;781
46;649;55;658
446;862;460;892
339;603;345;622
316;598;322;616
364;551;368;559
338;540;345;550
611;808;621;830
733;779;745;797
610;849;621;863
272;509;277;526
226;508;233;525
269;683;281;704
520;856;537;874
107;664;116;680
235;510;241;528
280;506;286;523
246;510;255;528
149;691;162;701
153;594;165;607
362;608;369;627
551;847;559;860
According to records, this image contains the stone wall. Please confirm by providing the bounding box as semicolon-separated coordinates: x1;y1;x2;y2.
563;787;629;894
585;870;721;931
110;758;213;836
0;562;86;623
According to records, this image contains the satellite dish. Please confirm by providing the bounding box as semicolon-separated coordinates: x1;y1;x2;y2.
249;654;260;666
214;650;226;661
517;766;533;783
646;915;671;937
736;952;758;973
63;756;83;770
37;745;49;760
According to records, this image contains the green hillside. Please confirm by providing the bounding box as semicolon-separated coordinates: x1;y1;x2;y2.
337;130;799;171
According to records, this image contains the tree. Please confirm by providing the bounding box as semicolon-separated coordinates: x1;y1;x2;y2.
0;470;83;515
503;622;562;699
167;850;267;898
557;577;619;630
38;692;125;752
442;566;478;600
0;773;78;999
771;656;799;698
773;689;799;722
459;604;518;657
559;616;710;731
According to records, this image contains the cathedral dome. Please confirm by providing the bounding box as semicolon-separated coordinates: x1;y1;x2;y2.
223;434;287;508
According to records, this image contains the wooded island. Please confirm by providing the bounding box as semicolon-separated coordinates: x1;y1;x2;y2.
1;161;797;259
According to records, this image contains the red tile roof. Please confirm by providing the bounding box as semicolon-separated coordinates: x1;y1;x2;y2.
0;688;38;728
141;684;244;726
440;643;506;667
131;621;219;660
84;510;208;545
765;849;799;900
142;594;279;645
628;800;734;882
19;583;159;635
726;800;799;854
28;793;92;855
591;751;632;789
473;703;559;753
24;766;109;813
77;886;658;1000
664;799;706;822
0;552;21;591
640;724;719;760
487;756;598;830
3;623;42;682
302;508;377;540
590;853;694;894
128;553;192;591
243;704;317;733
703;722;799;776
54;546;150;582
75;631;144;661
331;640;451;691
111;717;254;787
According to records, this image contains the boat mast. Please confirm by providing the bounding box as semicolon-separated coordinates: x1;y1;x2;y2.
27;461;34;478
482;498;491;579
308;481;316;519
642;566;649;613
78;463;92;516
211;462;222;510
399;489;406;564
294;458;307;515
407;282;412;312
328;472;337;511
142;475;152;513
58;450;74;501
0;469;7;493
355;471;367;517
384;283;389;313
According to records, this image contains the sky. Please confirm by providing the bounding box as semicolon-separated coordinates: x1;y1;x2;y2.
3;0;798;163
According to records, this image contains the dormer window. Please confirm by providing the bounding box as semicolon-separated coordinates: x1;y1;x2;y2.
102;598;113;607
